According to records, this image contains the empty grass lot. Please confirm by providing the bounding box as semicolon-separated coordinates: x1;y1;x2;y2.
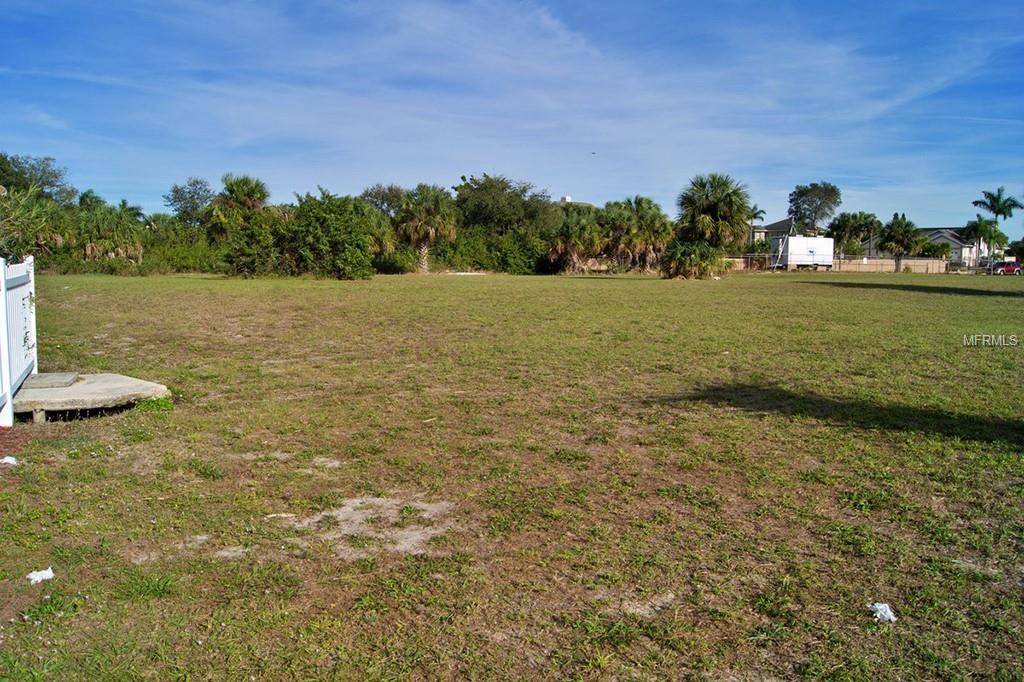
1;271;1023;680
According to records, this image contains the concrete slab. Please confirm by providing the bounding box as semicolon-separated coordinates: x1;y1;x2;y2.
21;372;80;389
14;373;171;422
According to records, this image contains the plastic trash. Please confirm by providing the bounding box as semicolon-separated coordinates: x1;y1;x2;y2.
27;567;54;585
0;456;16;466
868;602;897;622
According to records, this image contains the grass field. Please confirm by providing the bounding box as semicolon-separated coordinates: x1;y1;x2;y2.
1;272;1022;680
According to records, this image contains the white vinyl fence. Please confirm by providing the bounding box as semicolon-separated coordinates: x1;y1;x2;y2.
0;257;38;426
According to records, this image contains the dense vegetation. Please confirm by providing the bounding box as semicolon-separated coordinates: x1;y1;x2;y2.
0;151;1020;279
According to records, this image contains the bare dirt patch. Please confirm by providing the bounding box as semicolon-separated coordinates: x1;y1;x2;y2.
127;534;249;564
618;590;677;618
284;496;454;559
0;427;34;456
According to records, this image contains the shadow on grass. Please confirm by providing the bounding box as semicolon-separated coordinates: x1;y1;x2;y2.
651;383;1023;444
800;281;1024;298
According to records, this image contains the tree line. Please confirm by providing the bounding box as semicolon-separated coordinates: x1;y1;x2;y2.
1;151;1021;279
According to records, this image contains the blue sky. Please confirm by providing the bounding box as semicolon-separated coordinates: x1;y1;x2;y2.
3;0;1023;238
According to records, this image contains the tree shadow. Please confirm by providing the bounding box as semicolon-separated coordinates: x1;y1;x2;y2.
650;383;1023;445
800;281;1023;298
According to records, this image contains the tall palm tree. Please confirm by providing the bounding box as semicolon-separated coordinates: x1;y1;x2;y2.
970;187;1020;268
677;174;752;249
748;203;765;245
877;213;926;272
396;184;458;274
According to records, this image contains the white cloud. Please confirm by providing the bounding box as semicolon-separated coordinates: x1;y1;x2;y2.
5;0;1023;236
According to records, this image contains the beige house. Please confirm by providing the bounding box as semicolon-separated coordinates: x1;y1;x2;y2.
862;227;984;266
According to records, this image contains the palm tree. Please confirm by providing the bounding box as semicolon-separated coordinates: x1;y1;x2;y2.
117;198;145;221
964;214;1007;270
396;184;458;274
77;189;105;210
677;174;752;249
602;201;637;270
972;187;1022;267
603;196;673;272
549;204;607;273
827;211;881;259
631;196;675;272
877;213;926;272
215;174;270;211
748;203;765;246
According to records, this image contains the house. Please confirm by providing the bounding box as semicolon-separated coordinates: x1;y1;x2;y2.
862;227;985;265
557;196;595;209
751;217;796;243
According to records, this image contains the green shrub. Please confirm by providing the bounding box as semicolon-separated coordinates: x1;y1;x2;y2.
433;224;495;272
40;253;143;275
660;239;726;279
280;190;391;279
374;243;417;274
496;230;550;274
224;208;280;276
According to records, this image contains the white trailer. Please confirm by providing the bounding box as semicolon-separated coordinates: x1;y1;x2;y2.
770;236;834;270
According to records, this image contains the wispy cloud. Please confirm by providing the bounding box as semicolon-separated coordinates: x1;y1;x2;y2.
2;0;1022;236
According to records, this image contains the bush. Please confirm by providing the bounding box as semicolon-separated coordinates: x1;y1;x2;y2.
39;252;143;275
374;243;417;274
432;224;496;272
918;242;951;260
280;190;391;279
0;185;48;261
224;209;280;276
140;239;226;274
659;239;726;279
496;230;551;274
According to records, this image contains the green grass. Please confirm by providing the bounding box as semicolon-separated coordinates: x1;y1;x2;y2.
0;271;1021;679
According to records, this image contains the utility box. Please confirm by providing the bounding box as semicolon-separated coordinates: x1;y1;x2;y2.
771;236;834;270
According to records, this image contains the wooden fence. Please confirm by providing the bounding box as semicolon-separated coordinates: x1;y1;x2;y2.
726;256;948;274
832;258;948;273
0;257;38;427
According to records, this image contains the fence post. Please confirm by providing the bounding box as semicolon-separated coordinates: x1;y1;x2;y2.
0;258;13;427
26;256;37;376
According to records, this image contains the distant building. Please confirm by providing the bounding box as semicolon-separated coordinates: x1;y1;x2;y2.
557;195;595;209
862;227;985;266
751;217;796;243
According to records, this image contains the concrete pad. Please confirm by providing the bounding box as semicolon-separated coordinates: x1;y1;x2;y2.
14;373;170;422
21;372;80;389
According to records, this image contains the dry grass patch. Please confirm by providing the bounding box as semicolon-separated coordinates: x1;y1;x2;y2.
0;272;1020;680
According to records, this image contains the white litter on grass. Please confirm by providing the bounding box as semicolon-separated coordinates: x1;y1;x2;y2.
1;456;17;466
868;602;897;622
27;567;54;585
